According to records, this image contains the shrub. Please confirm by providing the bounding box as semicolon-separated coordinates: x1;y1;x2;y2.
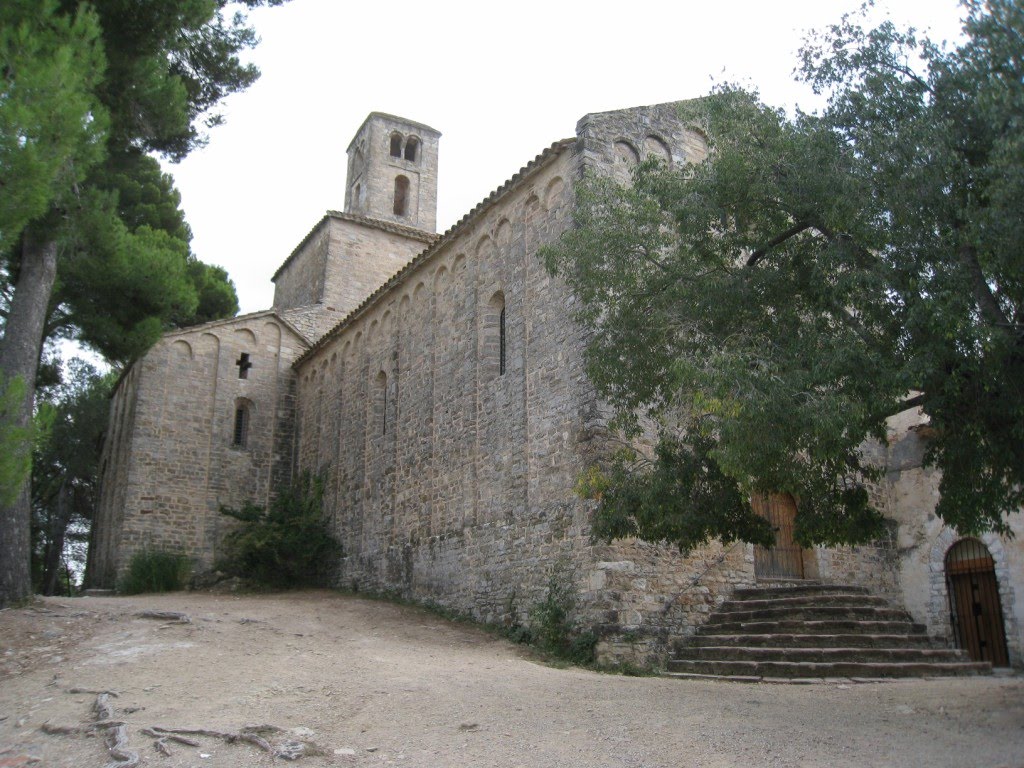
529;570;597;664
119;549;190;594
218;473;340;588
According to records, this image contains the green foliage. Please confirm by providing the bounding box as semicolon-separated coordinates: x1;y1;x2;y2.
528;571;597;665
119;549;191;594
0;0;272;609
0;375;31;506
545;0;1024;546
0;0;106;253
218;473;341;589
186;260;239;325
32;361;113;594
583;435;783;551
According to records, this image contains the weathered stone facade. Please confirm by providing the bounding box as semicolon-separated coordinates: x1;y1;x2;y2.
89;103;1023;668
89;312;307;586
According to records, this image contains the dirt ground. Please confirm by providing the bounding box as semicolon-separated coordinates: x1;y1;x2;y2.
1;591;1022;768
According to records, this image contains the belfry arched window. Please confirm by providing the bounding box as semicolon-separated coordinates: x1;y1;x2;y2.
393;175;410;216
404;136;419;162
390;132;403;158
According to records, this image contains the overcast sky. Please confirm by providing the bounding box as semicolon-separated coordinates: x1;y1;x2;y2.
166;0;968;314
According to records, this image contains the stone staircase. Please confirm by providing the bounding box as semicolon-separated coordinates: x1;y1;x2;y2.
667;583;991;681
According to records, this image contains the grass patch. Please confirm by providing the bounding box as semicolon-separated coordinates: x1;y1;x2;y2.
119;549;190;594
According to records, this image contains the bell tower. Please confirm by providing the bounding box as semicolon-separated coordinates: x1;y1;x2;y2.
344;113;441;233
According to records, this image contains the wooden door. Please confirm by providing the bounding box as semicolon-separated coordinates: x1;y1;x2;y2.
946;539;1009;666
753;494;805;579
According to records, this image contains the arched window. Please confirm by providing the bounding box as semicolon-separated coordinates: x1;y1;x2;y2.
485;291;506;378
404;136;419;162
232;399;251;448
393;175;409;216
499;306;506;375
390;132;403;157
374;371;388;435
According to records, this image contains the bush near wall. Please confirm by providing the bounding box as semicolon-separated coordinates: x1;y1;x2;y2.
119;549;191;594
218;473;341;588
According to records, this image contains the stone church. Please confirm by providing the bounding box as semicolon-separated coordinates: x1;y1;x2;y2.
88;103;1023;669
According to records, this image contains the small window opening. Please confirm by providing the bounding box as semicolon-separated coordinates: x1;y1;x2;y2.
499;306;506;375
404;137;419;162
375;371;388;435
236;352;252;379
393;175;409;216
354;182;361;206
390;132;403;157
232;402;250;447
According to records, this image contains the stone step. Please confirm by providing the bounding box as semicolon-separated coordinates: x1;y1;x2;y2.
677;646;968;664
705;605;910;624
666;658;992;679
706;618;926;636
684;632;938;649
732;584;870;600
717;594;890;612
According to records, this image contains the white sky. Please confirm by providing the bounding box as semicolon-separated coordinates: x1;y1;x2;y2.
166;0;968;314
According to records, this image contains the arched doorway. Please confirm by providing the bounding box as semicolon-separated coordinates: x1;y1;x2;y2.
753;494;806;579
945;538;1009;666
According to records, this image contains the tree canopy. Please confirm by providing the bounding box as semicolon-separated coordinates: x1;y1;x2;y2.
545;0;1024;551
0;0;282;606
32;361;113;594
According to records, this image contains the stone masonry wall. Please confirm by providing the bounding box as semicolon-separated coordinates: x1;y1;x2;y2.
294;104;766;665
272;224;329;313
296;148;592;627
87;364;142;588
273;215;433;341
878;411;1024;667
320;217;433;332
88;313;307;586
344;113;440;232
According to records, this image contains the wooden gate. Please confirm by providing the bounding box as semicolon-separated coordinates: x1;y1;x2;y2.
752;494;805;579
945;539;1009;666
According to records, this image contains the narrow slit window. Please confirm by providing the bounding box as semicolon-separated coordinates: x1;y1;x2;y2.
499;306;506;376
232;402;250;447
236;352;252;379
393;175;409;216
375;371;388;436
487;291;506;379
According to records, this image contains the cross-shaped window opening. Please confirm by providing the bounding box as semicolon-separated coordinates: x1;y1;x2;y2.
236;352;252;379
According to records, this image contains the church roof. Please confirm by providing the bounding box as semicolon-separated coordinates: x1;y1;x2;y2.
271;211;438;283
162;308;312;346
295;136;576;366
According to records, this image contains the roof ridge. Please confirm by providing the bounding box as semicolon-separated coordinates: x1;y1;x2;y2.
295;137;575;366
271;212;436;282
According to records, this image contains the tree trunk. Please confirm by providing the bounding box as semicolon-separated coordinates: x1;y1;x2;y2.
0;233;59;608
42;481;73;596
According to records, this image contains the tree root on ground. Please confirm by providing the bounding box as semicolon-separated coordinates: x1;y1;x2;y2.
38;693;138;768
41;691;311;761
134;611;190;623
144;726;272;755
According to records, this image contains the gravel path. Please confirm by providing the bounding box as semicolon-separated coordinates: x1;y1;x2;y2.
1;591;1022;767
